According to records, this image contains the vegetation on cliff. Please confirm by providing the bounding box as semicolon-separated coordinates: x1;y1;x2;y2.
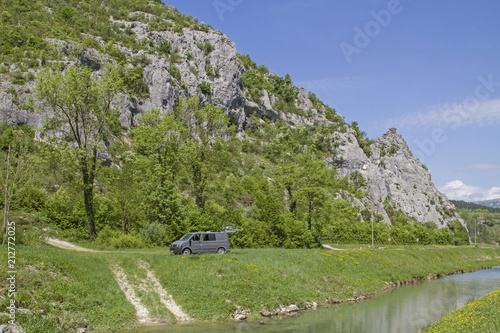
0;0;472;247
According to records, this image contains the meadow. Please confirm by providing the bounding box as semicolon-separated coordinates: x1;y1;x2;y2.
1;243;499;332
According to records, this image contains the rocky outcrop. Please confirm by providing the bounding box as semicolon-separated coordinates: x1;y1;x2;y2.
0;6;461;228
0;14;327;133
332;127;462;227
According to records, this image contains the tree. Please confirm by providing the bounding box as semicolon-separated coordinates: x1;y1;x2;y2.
278;152;336;231
132;108;185;184
1;127;37;244
104;152;145;234
175;96;229;209
36;65;124;241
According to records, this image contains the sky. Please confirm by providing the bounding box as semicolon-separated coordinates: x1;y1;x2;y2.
165;0;500;202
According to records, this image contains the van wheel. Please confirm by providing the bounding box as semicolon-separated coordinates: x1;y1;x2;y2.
217;247;226;254
182;248;192;255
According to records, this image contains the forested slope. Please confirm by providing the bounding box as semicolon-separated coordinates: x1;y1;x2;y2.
0;0;469;247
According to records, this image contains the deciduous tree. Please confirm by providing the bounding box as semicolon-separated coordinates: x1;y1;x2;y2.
36;65;123;241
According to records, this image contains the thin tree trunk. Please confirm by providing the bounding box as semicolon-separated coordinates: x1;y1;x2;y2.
287;185;296;215
308;199;314;230
2;143;11;245
81;155;96;241
193;150;206;209
121;210;127;234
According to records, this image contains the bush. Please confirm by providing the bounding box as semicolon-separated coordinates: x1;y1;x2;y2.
95;226;120;246
196;40;214;56
102;42;126;63
139;222;166;246
200;81;211;95
44;190;85;231
121;67;149;99
96;226;144;248
111;233;144;248
11;70;27;85
170;63;181;81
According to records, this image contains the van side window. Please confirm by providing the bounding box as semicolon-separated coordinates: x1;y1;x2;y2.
192;234;200;241
203;234;216;241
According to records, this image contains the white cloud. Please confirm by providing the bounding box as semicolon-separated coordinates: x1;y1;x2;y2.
389;98;500;129
440;180;500;202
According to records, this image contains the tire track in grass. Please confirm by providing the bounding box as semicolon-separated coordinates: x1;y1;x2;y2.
45;238;191;323
45;237;98;252
111;265;153;324
138;260;192;322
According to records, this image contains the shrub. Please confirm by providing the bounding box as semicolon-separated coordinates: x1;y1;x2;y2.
96;226;120;246
111;233;144;248
189;65;198;77
44;190;85;232
196;40;214;56
237;53;257;70
121;67;149;99
157;40;172;55
11;70;27;85
139;222;166;246
200;81;211;95
205;63;215;76
102;42;126;63
169;63;181;80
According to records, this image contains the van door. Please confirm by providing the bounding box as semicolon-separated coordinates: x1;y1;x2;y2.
202;233;218;253
190;233;203;253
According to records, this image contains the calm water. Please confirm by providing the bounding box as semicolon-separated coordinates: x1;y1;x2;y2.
121;267;500;333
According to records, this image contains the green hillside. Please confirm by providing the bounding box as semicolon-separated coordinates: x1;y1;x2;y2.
0;0;469;249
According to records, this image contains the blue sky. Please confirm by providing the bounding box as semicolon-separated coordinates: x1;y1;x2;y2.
166;0;500;202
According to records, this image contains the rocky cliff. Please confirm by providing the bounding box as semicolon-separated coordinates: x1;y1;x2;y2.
331;128;461;226
0;2;463;228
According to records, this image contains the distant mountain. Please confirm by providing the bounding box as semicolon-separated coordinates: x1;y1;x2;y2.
451;200;500;213
474;199;500;209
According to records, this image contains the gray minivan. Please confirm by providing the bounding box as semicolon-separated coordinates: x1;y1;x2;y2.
170;232;230;255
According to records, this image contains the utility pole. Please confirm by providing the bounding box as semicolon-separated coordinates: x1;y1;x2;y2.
2;143;11;245
475;217;477;244
371;218;374;248
476;217;485;244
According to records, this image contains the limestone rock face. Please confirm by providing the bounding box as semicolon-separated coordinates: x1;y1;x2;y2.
0;9;461;228
0;19;327;133
334;128;462;227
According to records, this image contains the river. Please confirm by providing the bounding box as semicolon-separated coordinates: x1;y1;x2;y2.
122;267;500;333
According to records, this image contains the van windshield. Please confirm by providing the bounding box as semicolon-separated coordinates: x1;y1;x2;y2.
179;233;192;241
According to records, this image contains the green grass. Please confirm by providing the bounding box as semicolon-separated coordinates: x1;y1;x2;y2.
0;245;137;332
111;245;500;321
424;289;500;333
1;244;499;331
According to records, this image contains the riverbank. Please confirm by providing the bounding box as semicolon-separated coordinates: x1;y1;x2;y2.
423;289;500;333
0;243;499;332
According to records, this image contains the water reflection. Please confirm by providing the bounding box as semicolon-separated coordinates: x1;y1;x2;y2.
122;267;500;333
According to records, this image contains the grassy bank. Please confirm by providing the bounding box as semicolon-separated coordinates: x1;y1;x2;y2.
0;244;499;332
423;289;500;333
0;245;136;332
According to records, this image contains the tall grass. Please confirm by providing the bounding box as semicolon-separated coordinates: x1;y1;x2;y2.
0;245;136;332
424;289;500;333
